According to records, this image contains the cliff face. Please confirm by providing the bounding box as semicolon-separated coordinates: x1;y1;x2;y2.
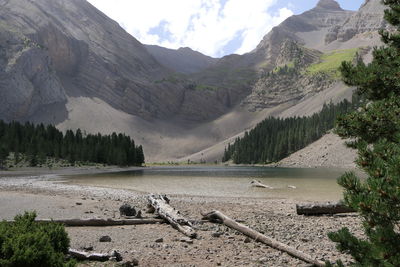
0;25;66;121
326;0;388;43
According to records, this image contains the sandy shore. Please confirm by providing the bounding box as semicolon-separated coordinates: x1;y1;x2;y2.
0;168;362;266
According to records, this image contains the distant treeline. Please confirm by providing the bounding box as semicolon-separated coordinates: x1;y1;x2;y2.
0;121;144;167
222;95;361;164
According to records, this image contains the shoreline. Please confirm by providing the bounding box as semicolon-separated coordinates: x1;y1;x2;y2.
0;167;362;266
0;165;146;177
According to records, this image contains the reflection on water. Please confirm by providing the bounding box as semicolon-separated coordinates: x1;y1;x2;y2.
64;166;353;201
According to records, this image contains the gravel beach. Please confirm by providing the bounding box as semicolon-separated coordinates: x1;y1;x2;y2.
0;168;362;266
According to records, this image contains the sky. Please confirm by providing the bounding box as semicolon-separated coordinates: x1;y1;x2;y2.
87;0;365;58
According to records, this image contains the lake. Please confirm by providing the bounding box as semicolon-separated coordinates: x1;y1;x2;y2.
64;166;353;201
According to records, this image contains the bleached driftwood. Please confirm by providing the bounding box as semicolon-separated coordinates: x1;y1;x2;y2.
4;218;165;227
68;249;113;261
202;210;325;267
296;202;355;216
250;180;273;189
147;194;197;238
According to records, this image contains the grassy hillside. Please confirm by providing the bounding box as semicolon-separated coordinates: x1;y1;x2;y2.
306;48;358;78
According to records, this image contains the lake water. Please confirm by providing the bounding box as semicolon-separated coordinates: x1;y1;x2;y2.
64;166;353;201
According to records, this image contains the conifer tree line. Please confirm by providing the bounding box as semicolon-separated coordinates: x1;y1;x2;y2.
222;95;360;164
0;120;145;167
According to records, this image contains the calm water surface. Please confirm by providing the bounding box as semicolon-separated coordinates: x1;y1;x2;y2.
64;166;353;201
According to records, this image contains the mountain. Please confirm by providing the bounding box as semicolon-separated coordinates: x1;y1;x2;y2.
145;45;217;74
0;0;181;122
249;0;355;66
0;0;235;124
179;0;387;163
0;0;388;162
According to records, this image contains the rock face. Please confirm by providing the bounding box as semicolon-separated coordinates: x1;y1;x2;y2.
145;45;217;74
0;0;179;121
0;27;67;121
326;0;388;43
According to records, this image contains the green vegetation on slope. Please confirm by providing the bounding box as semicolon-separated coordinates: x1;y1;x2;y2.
0;120;145;168
306;48;358;78
0;212;75;267
222;95;360;164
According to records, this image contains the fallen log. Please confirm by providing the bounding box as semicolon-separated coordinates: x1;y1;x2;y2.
68;249;119;262
296;202;355;216
250;180;273;189
148;194;197;238
202;210;325;267
3;218;165;227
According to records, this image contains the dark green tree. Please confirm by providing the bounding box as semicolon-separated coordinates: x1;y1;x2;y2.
0;120;145;167
221;97;358;165
0;145;8;169
136;145;145;166
328;1;400;265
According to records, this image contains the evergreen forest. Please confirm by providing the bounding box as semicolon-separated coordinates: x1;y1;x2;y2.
0;121;145;168
222;95;360;164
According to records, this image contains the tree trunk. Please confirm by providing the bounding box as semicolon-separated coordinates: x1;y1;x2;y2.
296;202;355;216
4;218;165;226
202;210;325;267
147;194;197;238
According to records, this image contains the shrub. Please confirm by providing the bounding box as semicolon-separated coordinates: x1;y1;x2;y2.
0;212;76;267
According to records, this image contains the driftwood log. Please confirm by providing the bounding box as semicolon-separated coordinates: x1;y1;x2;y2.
250;180;273;189
296;202;355;216
4;218;165;227
147;194;197;238
68;249;115;261
202;210;325;267
5;218;213;226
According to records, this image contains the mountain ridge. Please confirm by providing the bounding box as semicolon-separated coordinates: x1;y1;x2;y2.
145;45;218;74
0;0;388;162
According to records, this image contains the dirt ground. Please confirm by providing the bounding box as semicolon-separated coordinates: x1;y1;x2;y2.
0;170;362;267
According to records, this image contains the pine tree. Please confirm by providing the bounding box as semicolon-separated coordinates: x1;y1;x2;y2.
0;145;8;169
136;145;145;166
328;1;400;265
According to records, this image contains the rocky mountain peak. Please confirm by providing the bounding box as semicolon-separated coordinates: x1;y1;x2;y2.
315;0;343;11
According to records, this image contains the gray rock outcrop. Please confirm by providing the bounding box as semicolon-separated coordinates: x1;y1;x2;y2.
0;27;66;121
326;0;388;43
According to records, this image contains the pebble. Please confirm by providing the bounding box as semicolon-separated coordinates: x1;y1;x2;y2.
180;238;194;244
99;235;112;242
155;238;164;243
212;232;223;238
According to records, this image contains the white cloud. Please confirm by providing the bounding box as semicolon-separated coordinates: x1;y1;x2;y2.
87;0;293;57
